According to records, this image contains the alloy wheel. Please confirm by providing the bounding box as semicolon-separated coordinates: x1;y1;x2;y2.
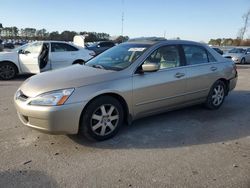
91;104;120;136
0;64;15;79
212;85;225;106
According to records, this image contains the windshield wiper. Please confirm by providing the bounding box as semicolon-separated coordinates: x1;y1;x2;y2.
92;64;105;69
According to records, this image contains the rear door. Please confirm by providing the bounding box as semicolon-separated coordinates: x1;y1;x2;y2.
133;45;188;117
50;42;79;70
183;45;221;101
19;42;43;73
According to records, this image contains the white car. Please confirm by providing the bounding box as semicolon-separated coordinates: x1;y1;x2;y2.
0;41;95;80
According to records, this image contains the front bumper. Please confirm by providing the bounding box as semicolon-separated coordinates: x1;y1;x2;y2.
14;98;86;134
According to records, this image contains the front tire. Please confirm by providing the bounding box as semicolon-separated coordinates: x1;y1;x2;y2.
205;80;226;110
240;58;246;64
79;96;124;141
0;62;17;80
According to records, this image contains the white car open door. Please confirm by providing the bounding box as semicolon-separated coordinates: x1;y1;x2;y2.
18;42;43;74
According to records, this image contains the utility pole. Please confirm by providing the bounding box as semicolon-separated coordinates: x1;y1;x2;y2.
121;0;124;37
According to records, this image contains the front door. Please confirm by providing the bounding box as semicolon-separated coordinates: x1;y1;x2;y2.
19;42;43;74
133;45;187;118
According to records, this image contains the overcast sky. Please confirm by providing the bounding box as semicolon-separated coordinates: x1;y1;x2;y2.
1;0;249;42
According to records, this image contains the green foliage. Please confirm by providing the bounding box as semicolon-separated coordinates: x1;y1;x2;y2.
208;38;250;46
113;35;129;43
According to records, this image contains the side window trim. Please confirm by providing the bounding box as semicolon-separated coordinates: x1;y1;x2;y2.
181;44;213;66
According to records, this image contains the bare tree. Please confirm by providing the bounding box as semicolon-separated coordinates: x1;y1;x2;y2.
238;9;250;40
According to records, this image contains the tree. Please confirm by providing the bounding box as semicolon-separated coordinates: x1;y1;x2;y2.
49;31;60;40
36;29;48;40
238;9;250;40
113;35;129;43
60;31;78;41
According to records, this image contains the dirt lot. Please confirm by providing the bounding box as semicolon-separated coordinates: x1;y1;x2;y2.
0;65;249;188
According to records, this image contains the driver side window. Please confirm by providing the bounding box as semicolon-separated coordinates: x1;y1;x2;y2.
143;45;181;69
22;42;43;54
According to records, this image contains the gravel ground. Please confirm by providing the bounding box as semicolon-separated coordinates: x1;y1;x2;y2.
0;65;249;188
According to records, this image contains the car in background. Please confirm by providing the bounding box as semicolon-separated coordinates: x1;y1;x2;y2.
0;41;95;80
85;41;115;55
4;42;15;49
223;48;250;64
14;39;237;141
0;39;3;52
212;47;223;55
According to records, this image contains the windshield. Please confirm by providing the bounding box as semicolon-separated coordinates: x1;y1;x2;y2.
228;48;246;53
86;43;150;71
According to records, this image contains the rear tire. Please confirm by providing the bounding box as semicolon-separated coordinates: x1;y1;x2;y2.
0;62;18;80
79;96;124;141
205;80;226;110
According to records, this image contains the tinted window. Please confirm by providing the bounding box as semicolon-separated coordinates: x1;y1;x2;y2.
207;52;216;62
51;43;78;52
183;45;209;65
143;45;180;69
99;42;114;47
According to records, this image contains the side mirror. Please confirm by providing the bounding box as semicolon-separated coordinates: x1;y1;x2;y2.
142;63;160;72
24;50;30;54
18;49;24;54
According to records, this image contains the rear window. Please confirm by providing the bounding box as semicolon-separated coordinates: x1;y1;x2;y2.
183;45;216;65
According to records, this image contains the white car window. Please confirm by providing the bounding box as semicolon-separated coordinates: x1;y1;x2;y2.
51;43;78;52
22;42;43;54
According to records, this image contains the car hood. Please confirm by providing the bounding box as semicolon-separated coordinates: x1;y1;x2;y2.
20;65;116;97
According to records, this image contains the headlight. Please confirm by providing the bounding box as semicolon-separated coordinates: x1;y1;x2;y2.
232;57;238;61
29;88;74;106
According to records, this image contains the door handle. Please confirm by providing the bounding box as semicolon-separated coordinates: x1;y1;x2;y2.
210;66;217;71
175;72;185;78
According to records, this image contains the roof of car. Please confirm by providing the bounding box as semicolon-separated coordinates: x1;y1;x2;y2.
126;37;205;46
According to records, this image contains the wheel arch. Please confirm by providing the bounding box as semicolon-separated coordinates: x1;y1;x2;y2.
0;60;19;73
79;92;130;131
217;78;229;95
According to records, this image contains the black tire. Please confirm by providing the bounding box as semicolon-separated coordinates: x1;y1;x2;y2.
73;60;85;65
205;80;226;110
0;62;18;80
79;96;124;141
240;58;246;64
